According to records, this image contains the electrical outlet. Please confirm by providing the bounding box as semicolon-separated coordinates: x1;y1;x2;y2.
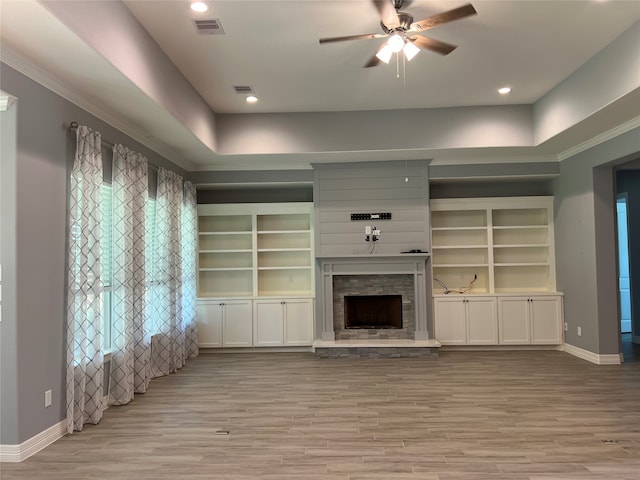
365;226;372;235
577;326;582;337
44;390;52;408
564;322;568;332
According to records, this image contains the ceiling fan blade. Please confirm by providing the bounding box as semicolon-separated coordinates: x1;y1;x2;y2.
410;35;457;56
319;33;387;44
364;53;382;68
372;0;401;28
410;3;477;32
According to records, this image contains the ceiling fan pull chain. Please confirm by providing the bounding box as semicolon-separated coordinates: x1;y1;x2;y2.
396;53;400;79
403;53;407;86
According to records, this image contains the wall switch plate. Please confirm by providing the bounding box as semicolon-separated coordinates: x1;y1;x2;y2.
564;322;568;332
44;390;52;408
577;326;582;337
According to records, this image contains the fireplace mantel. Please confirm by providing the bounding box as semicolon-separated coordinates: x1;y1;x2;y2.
316;253;430;260
317;255;431;341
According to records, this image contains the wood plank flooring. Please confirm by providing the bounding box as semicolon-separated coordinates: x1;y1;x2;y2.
2;350;640;479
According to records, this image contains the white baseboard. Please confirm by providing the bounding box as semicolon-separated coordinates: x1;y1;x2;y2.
0;420;66;463
562;343;622;365
440;345;562;352
199;346;314;354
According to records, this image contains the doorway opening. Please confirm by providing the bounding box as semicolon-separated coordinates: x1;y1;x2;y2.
617;194;632;335
616;189;639;362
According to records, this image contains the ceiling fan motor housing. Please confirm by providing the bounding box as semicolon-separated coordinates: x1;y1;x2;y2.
381;11;414;33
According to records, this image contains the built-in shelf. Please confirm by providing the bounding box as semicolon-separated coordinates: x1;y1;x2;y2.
197;203;314;298
430;197;556;295
196;204;315;349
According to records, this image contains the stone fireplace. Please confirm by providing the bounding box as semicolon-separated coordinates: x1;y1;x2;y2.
333;275;414;339
317;255;431;342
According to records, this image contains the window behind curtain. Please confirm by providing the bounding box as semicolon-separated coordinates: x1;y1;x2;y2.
101;183;113;351
101;182;157;351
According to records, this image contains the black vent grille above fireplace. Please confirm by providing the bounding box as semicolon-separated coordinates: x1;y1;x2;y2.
345;295;403;329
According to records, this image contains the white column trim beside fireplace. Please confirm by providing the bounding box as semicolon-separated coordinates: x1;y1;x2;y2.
317;254;431;341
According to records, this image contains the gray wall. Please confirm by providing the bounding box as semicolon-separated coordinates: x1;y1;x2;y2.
217;106;534;156
197;186;312;204
552;126;640;355
313;160;430;257
0;62;185;445
533;21;640;144
430;180;553;199
617;169;640;338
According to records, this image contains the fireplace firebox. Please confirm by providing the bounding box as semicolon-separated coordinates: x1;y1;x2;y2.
344;295;403;329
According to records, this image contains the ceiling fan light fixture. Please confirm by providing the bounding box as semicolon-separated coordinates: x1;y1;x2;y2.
403;40;420;61
376;44;393;64
387;33;405;53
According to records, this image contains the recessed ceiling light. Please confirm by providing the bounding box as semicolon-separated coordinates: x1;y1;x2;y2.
498;87;512;95
246;95;258;104
190;2;209;13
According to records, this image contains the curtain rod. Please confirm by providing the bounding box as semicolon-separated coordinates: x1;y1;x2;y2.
67;121;159;171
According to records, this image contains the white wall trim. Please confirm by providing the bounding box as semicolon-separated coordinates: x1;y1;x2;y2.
0;420;66;463
439;345;563;352
562;343;622;365
558;116;640;161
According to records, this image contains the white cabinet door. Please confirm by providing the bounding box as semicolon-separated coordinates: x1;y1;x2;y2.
254;300;285;346
222;300;253;347
434;297;467;345
498;297;531;344
530;296;563;344
498;295;563;345
195;302;223;348
284;299;313;345
466;297;498;345
435;296;498;345
254;298;314;346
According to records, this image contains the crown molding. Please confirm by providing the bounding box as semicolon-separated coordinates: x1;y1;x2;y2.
558;116;640;161
1;46;195;171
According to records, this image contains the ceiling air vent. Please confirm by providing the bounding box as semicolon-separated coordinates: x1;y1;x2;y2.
193;19;225;35
233;86;254;95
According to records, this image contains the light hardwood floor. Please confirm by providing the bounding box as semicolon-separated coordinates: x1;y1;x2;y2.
2;350;639;479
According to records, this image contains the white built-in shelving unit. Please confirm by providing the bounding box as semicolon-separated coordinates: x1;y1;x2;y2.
196;203;314;348
430;197;563;346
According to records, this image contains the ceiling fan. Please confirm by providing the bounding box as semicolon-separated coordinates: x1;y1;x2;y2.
319;0;477;67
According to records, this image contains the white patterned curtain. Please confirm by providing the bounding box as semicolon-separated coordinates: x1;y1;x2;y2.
109;145;151;405
182;181;199;360
66;125;104;433
150;168;186;377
